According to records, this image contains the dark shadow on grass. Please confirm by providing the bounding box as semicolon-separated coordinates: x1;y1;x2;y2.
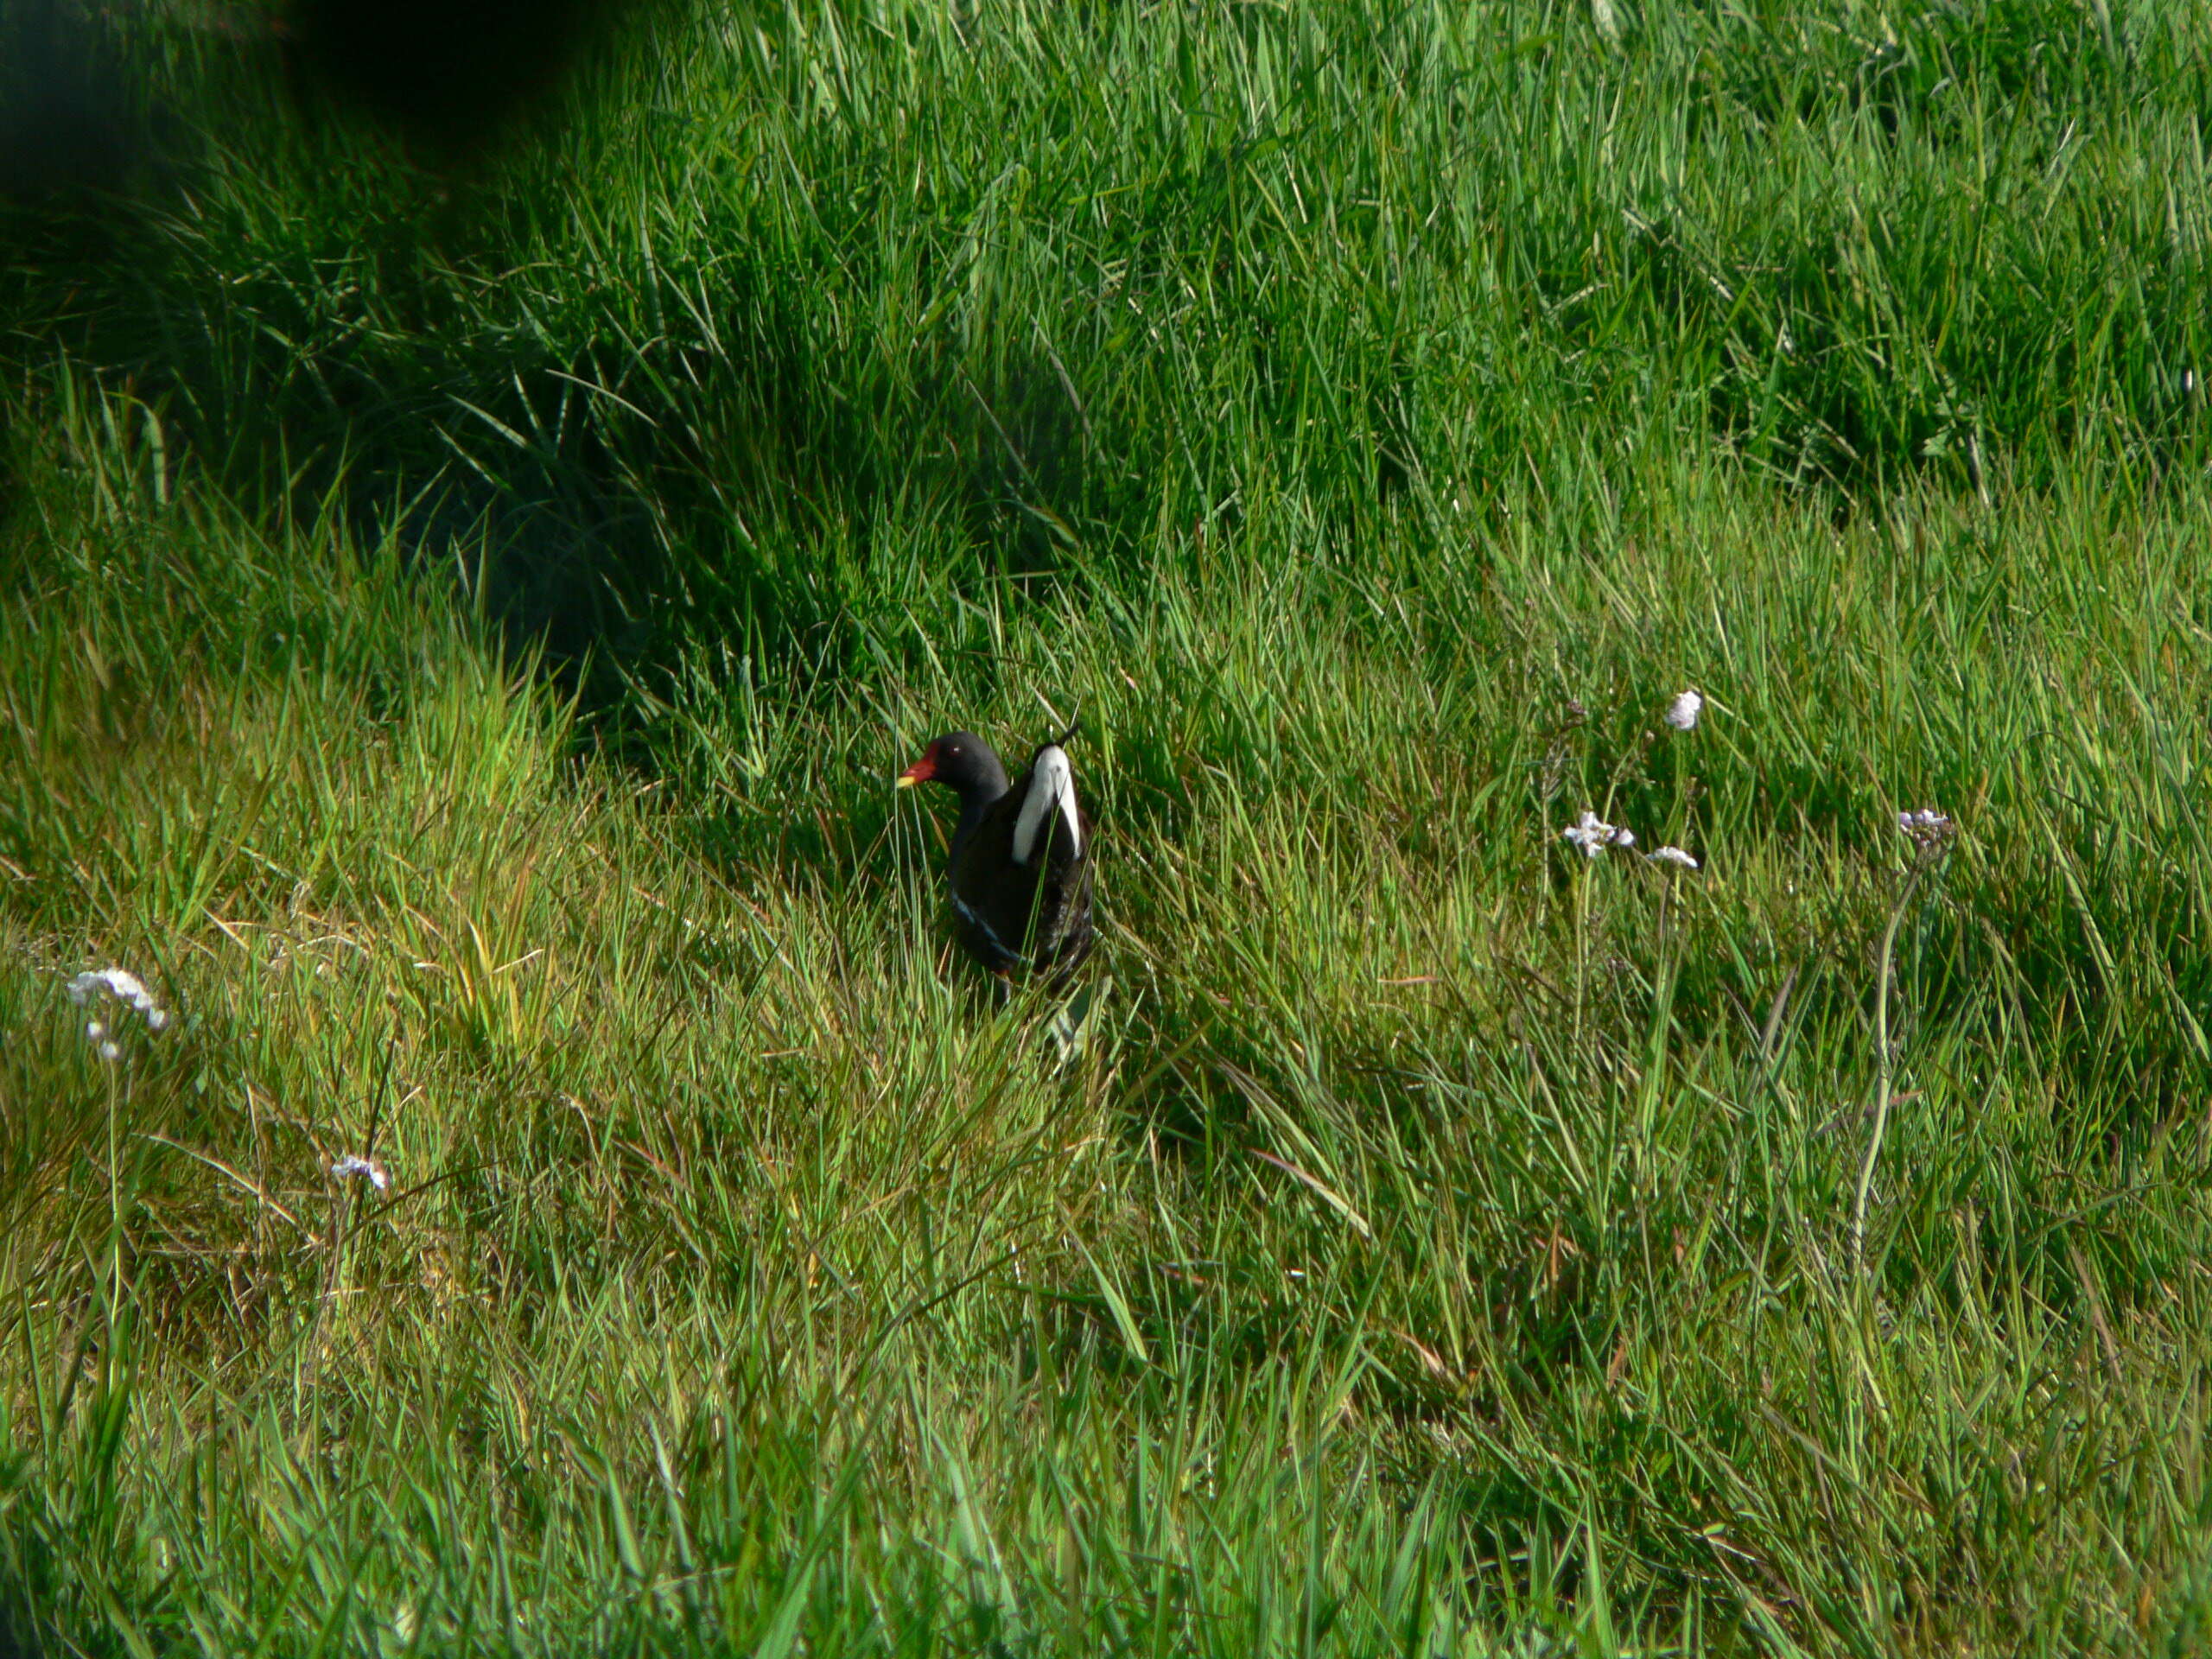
0;2;1101;745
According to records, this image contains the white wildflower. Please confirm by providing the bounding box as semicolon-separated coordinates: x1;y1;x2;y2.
330;1154;391;1192
97;1040;121;1062
65;967;170;1038
1645;846;1700;870
68;967;151;1009
1662;690;1703;731
1560;811;1636;857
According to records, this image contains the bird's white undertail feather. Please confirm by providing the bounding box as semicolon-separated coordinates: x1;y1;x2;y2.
1013;746;1081;866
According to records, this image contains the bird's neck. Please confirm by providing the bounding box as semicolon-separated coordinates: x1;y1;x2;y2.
950;795;995;857
947;766;1010;862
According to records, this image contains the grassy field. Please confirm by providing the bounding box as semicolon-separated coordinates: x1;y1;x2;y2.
3;0;2212;1652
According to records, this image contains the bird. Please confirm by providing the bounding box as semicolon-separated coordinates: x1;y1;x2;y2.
897;724;1095;986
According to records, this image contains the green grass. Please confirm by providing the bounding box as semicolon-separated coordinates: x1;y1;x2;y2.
3;1;2211;1652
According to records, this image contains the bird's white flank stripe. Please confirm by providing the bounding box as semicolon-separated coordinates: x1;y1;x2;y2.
1012;746;1081;866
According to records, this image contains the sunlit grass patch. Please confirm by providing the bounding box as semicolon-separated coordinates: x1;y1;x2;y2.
4;0;2212;1650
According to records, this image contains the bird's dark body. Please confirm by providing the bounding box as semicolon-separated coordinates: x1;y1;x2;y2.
948;759;1094;982
901;730;1096;987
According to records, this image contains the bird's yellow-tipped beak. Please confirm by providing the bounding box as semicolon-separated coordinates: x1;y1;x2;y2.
895;773;918;789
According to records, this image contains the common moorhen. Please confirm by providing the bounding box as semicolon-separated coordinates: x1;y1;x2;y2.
898;728;1095;984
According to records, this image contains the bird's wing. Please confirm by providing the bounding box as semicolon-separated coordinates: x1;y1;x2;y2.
949;787;1043;968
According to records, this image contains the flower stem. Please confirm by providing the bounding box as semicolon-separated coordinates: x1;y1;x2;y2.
1853;867;1923;1280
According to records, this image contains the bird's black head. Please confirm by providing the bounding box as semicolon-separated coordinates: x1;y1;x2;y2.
897;731;1008;805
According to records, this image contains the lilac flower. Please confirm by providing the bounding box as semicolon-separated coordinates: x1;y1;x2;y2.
1897;808;1956;855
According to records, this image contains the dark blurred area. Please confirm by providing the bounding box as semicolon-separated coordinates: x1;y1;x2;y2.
0;0;650;200
0;0;683;683
290;0;616;153
0;0;142;201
